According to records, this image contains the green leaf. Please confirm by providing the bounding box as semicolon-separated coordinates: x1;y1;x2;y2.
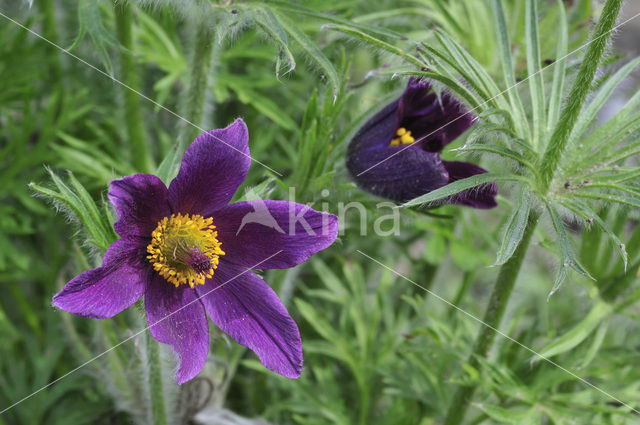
580;317;609;368
547;0;568;133
559;197;627;270
155;144;181;185
572;190;640;209
433;29;507;110
495;185;532;266
573;110;640;170
546;201;594;297
252;6;296;77
273;11;340;99
323;24;423;68
534;300;612;361
569;56;640;145
402;173;524;207
477;403;540;425
268;0;404;40
525;0;545;150
31;169;112;252
67;171;114;241
460;122;516;145
50;145;115;184
418;43;490;108
224;78;298;130
455;144;537;173
492;0;530;139
72;0;119;75
390;70;481;109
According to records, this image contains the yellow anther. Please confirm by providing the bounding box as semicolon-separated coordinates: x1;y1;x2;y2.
390;127;415;146
147;213;225;288
400;133;415;144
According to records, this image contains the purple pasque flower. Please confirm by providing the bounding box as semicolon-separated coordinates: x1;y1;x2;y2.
53;119;338;384
346;79;497;208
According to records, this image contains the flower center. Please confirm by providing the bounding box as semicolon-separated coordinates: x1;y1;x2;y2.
389;127;415;146
147;213;225;288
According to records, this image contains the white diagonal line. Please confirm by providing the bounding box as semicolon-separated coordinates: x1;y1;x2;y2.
0;10;283;177
356;11;640;177
0;250;283;415
357;250;640;415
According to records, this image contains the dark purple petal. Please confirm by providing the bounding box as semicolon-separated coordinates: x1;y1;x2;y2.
52;238;149;319
398;79;475;152
347;99;400;153
442;161;498;209
347;142;450;203
197;263;302;378
212;200;338;269
169;119;251;216
145;276;210;384
109;174;170;238
346;78;494;207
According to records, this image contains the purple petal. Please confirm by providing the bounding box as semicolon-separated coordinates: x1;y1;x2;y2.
347;141;450;203
197;262;302;378
348;99;400;154
398;79;475;152
212;200;338;269
169;119;251;216
109;174;170;238
442;161;498;209
52;238;148;318
145;276;210;384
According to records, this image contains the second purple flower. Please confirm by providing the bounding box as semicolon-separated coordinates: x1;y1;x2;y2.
346;79;497;208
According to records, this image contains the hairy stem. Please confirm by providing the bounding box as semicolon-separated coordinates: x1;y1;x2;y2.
443;211;540;425
40;0;62;83
178;21;214;152
147;336;168;425
114;2;153;172
539;0;624;190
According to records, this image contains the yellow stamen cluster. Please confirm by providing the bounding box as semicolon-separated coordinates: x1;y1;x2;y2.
147;213;225;288
389;127;415;146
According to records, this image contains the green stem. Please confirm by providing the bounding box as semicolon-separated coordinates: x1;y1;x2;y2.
40;0;62;83
413;261;438;299
448;270;475;317
443;211;540;425
147;335;168;425
178;21;215;152
539;0;624;190
114;2;153;172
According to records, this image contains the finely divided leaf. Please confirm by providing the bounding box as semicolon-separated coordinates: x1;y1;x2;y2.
402;173;524;207
569;56;640;145
546;201;594;298
73;0;119;76
495;185;532;266
547;0;568;133
252;6;296;77
323;24;423;68
433;30;507;111
274;11;340;99
525;0;545;150
533;300;611;361
560;197;628;270
492;0;530;139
